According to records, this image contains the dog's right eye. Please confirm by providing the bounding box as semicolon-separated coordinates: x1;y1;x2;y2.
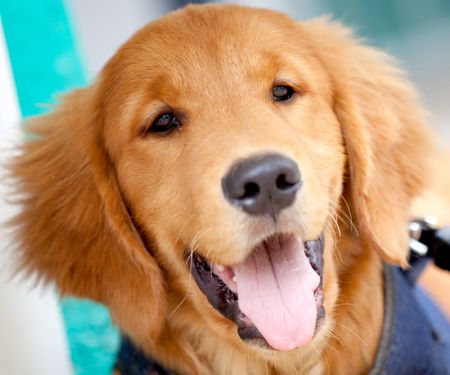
149;113;181;134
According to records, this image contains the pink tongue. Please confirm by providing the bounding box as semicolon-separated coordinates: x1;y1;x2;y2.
234;234;320;351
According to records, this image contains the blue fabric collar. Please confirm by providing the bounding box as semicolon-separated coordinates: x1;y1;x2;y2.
369;264;450;375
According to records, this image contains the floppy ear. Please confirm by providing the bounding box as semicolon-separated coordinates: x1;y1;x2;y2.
10;87;167;340
305;19;433;266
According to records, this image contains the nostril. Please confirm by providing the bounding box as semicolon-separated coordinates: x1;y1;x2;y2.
276;173;298;190
240;182;260;199
222;153;301;216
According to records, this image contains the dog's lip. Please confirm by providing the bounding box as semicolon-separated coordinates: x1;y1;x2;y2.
186;232;325;350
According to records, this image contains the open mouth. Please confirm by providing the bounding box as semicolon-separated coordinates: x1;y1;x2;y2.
188;233;325;352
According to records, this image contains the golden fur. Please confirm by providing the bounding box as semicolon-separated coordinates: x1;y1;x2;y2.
9;4;446;374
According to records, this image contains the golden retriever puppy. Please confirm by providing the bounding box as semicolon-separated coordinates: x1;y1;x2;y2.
9;4;450;375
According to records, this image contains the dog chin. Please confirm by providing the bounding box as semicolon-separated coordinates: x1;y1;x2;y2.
188;232;325;352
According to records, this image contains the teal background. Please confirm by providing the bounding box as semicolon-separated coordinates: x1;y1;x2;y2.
324;0;450;39
61;299;120;375
0;0;120;374
0;0;85;117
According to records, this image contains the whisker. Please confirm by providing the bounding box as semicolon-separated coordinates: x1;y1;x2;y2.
327;208;342;238
323;220;343;264
334;321;368;347
341;196;358;235
175;212;194;246
169;249;194;318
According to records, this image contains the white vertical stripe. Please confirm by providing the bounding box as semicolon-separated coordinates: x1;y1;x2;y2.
0;17;73;375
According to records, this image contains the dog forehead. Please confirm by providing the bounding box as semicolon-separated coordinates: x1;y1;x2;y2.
103;5;302;91
142;4;297;53
99;5;324;130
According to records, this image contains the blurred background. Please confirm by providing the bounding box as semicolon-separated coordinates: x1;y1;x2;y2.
0;1;449;374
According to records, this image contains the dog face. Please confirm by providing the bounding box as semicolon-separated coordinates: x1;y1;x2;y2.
11;4;432;372
106;7;344;254
102;6;345;352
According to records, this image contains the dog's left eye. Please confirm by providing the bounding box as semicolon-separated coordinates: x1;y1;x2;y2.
149;113;181;134
272;85;295;102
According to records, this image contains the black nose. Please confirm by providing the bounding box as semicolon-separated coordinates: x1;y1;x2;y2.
222;153;301;217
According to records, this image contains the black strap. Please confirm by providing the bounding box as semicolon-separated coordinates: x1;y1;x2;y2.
409;219;450;271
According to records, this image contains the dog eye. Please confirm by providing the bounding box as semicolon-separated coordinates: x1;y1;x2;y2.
272;85;295;102
150;113;181;134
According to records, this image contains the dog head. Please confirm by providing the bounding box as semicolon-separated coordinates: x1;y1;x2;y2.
10;4;432;371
